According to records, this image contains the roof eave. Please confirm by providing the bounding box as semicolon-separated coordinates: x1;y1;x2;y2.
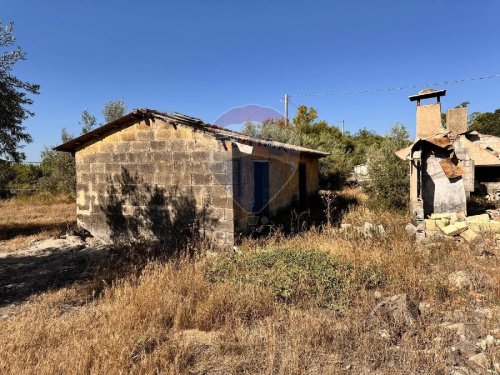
53;111;147;152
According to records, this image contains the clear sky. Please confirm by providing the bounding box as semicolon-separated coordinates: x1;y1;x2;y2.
3;0;500;161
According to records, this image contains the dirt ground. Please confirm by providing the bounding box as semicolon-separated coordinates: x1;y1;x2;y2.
0;196;98;318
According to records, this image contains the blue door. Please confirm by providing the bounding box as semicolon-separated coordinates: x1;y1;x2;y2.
253;161;269;213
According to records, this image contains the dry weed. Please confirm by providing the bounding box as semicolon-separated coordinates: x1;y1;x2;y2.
0;195;75;252
0;203;498;374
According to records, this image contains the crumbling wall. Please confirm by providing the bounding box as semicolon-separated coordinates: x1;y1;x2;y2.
446;107;468;134
75;118;234;246
422;147;467;217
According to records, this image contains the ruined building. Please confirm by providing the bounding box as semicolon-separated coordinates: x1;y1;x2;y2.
396;89;500;224
55;109;327;246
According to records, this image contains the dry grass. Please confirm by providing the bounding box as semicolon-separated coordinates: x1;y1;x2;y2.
0;196;498;374
0;194;76;252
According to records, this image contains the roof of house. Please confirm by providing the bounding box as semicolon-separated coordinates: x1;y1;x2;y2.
395;130;500;166
459;136;500;166
54;109;329;158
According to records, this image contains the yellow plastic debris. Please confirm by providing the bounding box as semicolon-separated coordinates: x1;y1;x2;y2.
460;229;478;242
466;214;490;223
440;221;468;236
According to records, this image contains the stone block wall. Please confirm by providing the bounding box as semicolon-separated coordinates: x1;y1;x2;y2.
232;144;319;232
75;118;234;246
454;140;475;195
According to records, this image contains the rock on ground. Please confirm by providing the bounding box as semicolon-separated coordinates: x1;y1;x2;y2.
448;271;473;290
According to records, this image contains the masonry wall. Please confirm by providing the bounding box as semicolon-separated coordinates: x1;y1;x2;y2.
421;146;467;217
232;144;319;232
74;118;234;246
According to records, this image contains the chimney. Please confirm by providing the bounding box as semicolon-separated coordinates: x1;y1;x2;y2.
446;107;468;134
409;89;447;138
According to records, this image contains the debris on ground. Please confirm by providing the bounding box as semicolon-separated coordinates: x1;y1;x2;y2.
339;222;387;238
407;210;500;246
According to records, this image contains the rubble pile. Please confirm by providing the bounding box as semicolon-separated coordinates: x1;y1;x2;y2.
408;210;500;244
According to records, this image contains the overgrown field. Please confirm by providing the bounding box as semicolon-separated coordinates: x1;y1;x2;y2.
0;194;75;252
0;195;498;374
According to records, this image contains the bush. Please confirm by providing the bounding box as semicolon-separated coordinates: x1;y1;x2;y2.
0;161;15;195
8;163;42;192
206;248;344;308
37;148;76;196
364;123;411;209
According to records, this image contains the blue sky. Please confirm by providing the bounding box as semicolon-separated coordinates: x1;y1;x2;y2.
3;0;500;161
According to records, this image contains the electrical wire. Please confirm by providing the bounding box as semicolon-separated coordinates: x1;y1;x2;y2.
289;73;500;98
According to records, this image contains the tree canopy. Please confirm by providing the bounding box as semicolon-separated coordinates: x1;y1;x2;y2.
0;21;40;162
469;109;500;137
103;100;126;123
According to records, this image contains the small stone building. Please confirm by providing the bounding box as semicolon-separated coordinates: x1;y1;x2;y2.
55;109;327;246
396;89;500;223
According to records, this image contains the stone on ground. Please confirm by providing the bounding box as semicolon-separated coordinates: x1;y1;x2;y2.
448;271;473;290
460;229;478;242
425;219;436;231
440;221;468;236
436;219;451;229
370;294;420;329
465;214;490;223
431;213;452;220
467;352;490;370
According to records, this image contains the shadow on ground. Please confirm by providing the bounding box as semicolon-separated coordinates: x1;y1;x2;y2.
0;241;109;309
0;221;75;241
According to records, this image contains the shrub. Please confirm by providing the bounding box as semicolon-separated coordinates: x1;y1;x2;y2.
364;123;411;209
37;148;76;196
206;248;343;308
0;161;15;195
8;163;42;192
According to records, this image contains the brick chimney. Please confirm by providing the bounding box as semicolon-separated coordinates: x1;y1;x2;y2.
446;107;468;134
409;89;447;138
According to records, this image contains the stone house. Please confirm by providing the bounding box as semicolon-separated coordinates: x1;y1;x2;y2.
55;109;328;246
396;89;500;223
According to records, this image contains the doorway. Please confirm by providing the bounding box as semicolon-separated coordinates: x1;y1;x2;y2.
299;163;307;207
253;161;269;213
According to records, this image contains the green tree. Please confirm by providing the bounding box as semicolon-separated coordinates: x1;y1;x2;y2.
293;105;318;129
103;100;126;123
38;129;76;196
37;100;128;196
8;163;42;191
80;110;97;134
0;21;40;162
350;128;384;165
0;160;14;194
243;106;359;190
469;109;500;137
365;123;411;208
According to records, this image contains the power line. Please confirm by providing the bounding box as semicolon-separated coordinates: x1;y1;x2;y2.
289;73;500;98
288;99;299;109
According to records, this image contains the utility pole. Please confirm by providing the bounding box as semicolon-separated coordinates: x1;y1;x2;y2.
284;93;289;127
342;120;345;135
